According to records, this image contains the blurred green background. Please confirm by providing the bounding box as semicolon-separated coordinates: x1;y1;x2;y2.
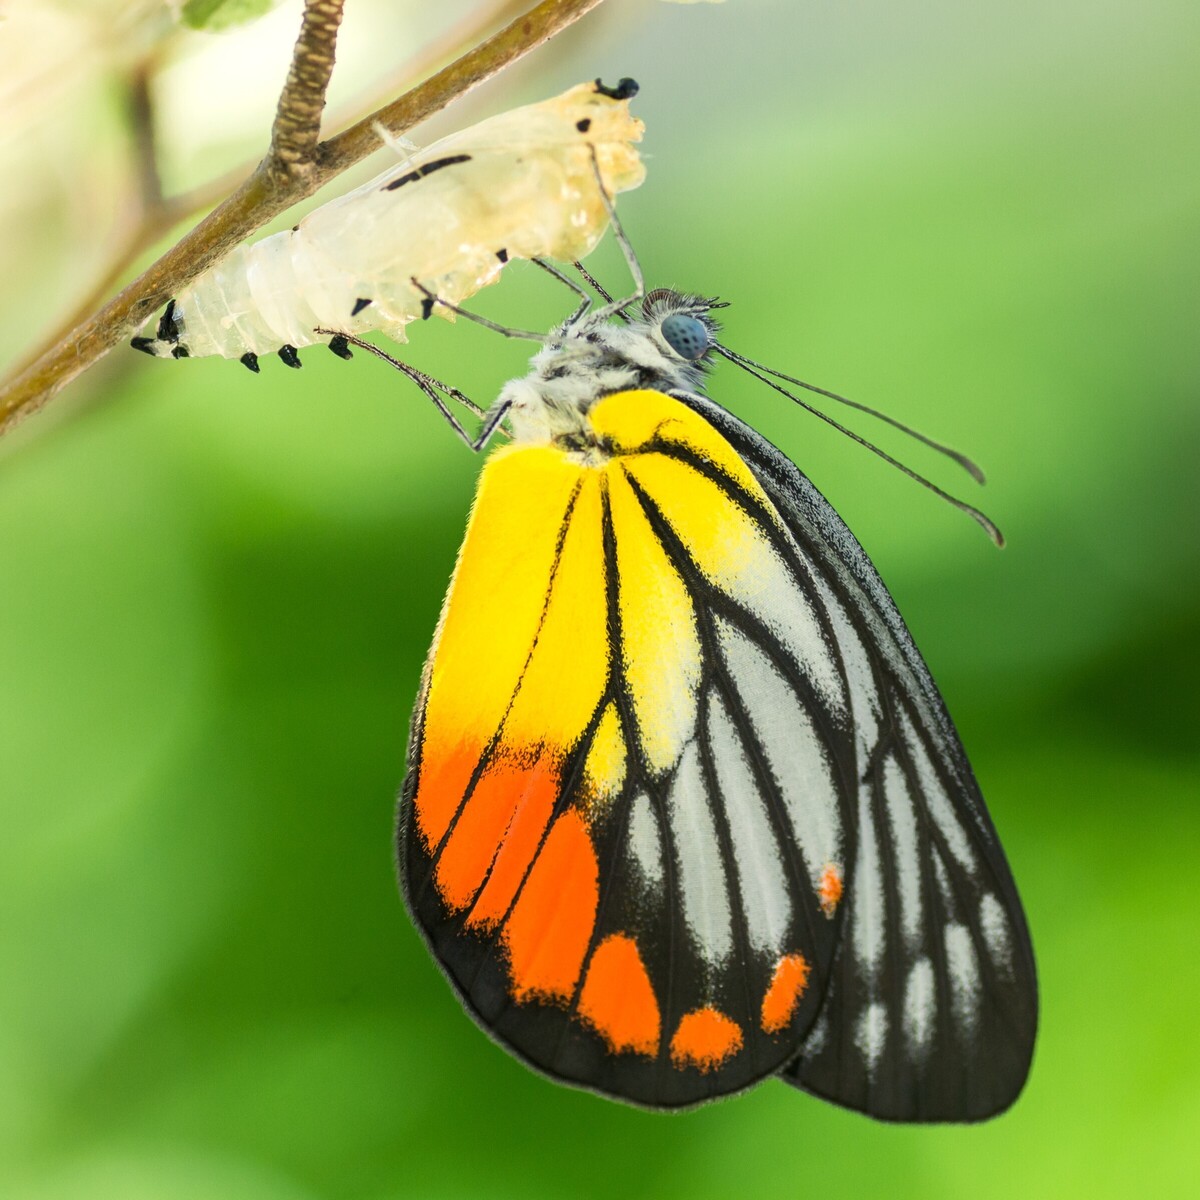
2;1;1198;1197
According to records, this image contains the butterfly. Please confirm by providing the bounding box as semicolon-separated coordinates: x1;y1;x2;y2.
129;79;643;369
333;139;1038;1122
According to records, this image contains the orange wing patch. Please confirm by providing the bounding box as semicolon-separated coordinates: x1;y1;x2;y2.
461;753;561;928
432;751;558;915
818;862;844;916
761;953;811;1034
578;934;661;1056
670;1008;744;1072
502;809;599;1003
413;741;481;850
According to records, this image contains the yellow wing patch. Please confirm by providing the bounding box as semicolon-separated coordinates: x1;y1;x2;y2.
415;447;581;847
608;470;702;773
582;703;627;811
589;389;768;502
500;473;608;749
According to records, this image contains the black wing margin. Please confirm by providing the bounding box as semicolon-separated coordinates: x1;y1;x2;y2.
674;391;1038;1122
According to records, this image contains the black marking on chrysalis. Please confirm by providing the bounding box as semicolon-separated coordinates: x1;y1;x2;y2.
382;153;473;192
496;248;509;263
351;297;373;316
240;352;260;373
130;336;156;356
593;77;638;101
171;344;189;359
328;335;353;360
576;118;592;133
279;345;302;369
157;299;179;343
420;297;435;321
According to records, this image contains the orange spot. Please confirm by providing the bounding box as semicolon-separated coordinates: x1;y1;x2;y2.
669;1007;743;1073
578;935;661;1056
818;862;844;916
433;752;558;913
503;809;598;1002
465;754;561;928
414;739;481;847
760;953;811;1034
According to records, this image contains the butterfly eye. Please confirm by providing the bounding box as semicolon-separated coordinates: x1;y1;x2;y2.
660;313;710;360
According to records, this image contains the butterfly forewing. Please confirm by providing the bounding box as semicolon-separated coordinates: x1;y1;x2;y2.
400;390;863;1107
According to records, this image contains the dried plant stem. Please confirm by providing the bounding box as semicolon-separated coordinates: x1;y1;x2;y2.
267;0;345;183
0;0;608;438
127;56;164;214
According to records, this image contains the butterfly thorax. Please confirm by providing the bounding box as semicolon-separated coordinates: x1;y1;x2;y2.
498;297;718;456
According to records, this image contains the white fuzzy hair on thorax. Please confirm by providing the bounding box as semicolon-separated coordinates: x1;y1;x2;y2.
500;292;721;449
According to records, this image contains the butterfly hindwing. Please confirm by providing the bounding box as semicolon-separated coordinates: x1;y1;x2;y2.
399;390;864;1107
678;391;1038;1120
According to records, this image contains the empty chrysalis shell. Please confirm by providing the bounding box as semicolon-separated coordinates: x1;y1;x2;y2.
132;79;645;366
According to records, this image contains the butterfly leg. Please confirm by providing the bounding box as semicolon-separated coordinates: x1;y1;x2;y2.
531;257;594;325
584;147;645;322
312;328;506;452
409;278;551;344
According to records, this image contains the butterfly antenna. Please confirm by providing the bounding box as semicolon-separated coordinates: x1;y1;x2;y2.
408;278;550;344
719;346;987;485
714;346;1004;546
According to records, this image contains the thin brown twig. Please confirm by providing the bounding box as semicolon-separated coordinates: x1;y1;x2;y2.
127;56;164;213
0;0;608;438
5;55;169;382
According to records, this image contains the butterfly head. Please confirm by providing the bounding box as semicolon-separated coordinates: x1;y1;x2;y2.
502;290;728;447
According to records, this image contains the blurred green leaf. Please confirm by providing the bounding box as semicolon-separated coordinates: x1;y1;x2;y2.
180;0;280;32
